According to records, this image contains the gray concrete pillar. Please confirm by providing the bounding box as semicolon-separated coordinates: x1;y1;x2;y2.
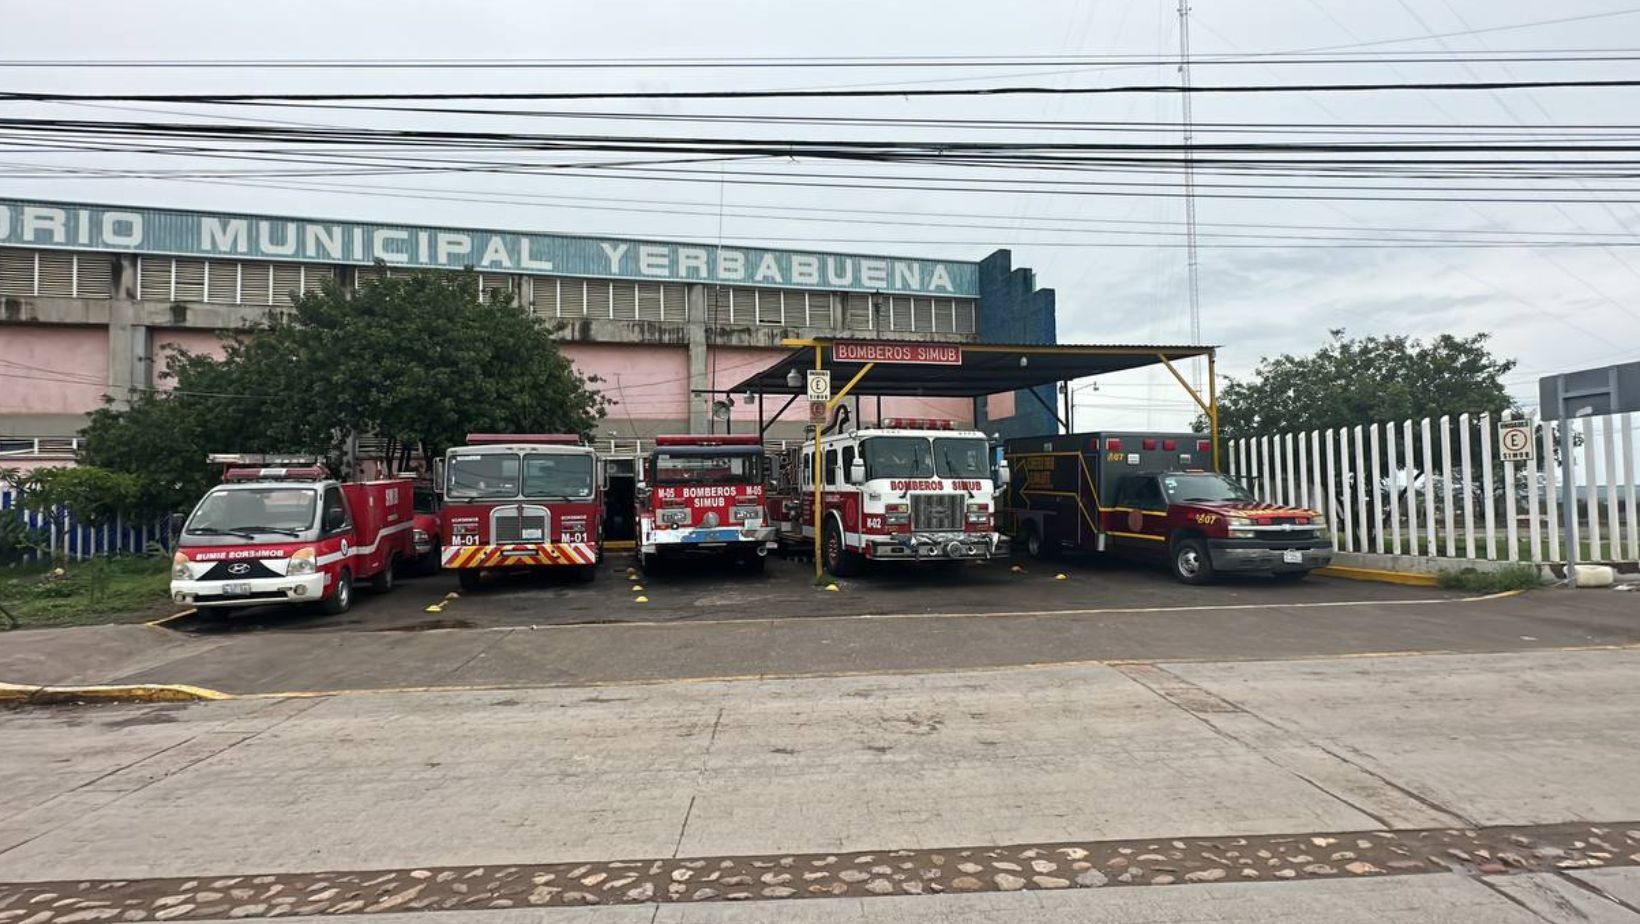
687;283;709;433
106;255;147;408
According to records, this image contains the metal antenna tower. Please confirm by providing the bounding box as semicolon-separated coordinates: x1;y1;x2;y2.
1177;0;1202;388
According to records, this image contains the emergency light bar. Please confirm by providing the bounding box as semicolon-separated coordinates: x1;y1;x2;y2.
206;453;320;466
654;434;763;446
223;465;328;482
463;433;581;445
881;417;956;430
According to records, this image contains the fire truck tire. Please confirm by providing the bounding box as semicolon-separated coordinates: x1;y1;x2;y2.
1170;537;1215;585
739;552;767;575
574;564;598;583
321;568;353;615
823;520;862;577
371;558;396;594
457;568;483;591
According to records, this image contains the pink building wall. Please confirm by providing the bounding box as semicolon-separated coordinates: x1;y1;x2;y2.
0;325;108;415
562;343;691;430
151;328;229;386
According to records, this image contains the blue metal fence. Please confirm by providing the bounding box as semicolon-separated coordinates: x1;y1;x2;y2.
0;485;168;564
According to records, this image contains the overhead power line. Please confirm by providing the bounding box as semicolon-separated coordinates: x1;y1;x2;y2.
6;77;1640;105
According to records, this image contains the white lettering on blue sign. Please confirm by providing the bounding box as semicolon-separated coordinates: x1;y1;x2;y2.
0;199;978;296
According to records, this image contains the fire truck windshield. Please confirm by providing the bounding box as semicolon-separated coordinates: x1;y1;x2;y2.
446;453;521;499
185;487;317;538
933;438;990;480
522;453;594;498
1160;472;1257;504
863;437;934;479
654;453;760;486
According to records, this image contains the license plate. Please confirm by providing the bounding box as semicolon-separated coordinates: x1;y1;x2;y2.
685;529;741;543
222;582;251;595
1282;550;1304;565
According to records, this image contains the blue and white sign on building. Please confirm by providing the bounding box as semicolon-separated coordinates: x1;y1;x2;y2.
0;198;979;297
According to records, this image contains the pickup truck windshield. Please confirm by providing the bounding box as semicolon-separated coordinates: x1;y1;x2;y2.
185;487;317;537
1160;473;1257;504
863;437;934;479
522;453;594;498
933;438;989;480
655;453;760;485
446;452;520;499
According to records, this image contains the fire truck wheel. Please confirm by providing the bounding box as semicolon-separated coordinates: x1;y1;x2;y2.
321;568;353;615
823;520;861;577
1170;537;1215;585
574;564;597;583
371;558;396;594
739;553;767;575
457;568;483;592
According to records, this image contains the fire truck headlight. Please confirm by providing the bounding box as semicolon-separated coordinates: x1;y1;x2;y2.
171;551;189;580
659;508;688;526
288;547;317;574
731;506;761;522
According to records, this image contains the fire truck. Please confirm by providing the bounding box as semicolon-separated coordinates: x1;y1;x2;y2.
635;434;776;573
439;434;603;589
1001;432;1332;583
170;457;414;614
769;417;1011;576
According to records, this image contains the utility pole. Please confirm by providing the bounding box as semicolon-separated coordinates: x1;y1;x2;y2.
1178;0;1203;390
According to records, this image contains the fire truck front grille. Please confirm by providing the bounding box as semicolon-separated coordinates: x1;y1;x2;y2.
911;493;964;531
493;512;548;543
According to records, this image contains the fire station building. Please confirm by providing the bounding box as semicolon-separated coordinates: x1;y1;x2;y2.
0;198;1058;459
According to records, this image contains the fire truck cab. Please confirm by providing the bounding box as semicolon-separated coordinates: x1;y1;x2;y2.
771;418;1011;576
1003;432;1332;583
635;434;776;573
170;457;414;614
439;434;603;589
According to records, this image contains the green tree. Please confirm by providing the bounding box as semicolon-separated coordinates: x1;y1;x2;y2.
1209;330;1517;441
8;467;144;528
80;269;606;507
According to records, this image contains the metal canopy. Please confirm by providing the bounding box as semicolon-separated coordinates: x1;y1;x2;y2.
727;339;1216;398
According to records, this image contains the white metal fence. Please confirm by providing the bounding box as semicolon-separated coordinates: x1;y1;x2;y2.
0;485;168;564
1226;411;1640;565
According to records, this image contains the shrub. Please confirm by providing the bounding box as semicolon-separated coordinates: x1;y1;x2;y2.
1436;564;1545;593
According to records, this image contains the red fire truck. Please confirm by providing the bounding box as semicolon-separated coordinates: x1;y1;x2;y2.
170;457;414;614
1002;432;1332;583
634;434;776;573
439;434;603;589
769;418;1011;576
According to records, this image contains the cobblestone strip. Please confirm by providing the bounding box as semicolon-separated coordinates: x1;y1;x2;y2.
0;822;1635;919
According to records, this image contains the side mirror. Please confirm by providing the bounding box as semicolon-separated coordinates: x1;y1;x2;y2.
167;511;187;540
995;460;1012;489
848;458;866;484
431;458;445;494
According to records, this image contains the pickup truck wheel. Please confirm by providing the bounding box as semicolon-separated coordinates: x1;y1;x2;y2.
1171;538;1214;585
370;558;396;594
824;520;861;577
321;568;353;614
457;568;482;592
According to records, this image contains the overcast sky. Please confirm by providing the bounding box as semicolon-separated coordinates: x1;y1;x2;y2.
4;0;1638;429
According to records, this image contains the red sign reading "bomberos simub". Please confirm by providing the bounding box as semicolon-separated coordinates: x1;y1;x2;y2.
831;341;963;365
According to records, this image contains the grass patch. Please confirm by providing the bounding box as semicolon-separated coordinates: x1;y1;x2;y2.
0;555;173;629
1435;564;1546;594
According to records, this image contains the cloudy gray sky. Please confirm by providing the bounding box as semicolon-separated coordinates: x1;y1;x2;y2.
3;0;1637;429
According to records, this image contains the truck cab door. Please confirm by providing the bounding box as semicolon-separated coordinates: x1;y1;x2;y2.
1110;475;1169;557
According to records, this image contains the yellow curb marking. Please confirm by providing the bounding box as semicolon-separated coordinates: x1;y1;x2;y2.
1315;565;1440;587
